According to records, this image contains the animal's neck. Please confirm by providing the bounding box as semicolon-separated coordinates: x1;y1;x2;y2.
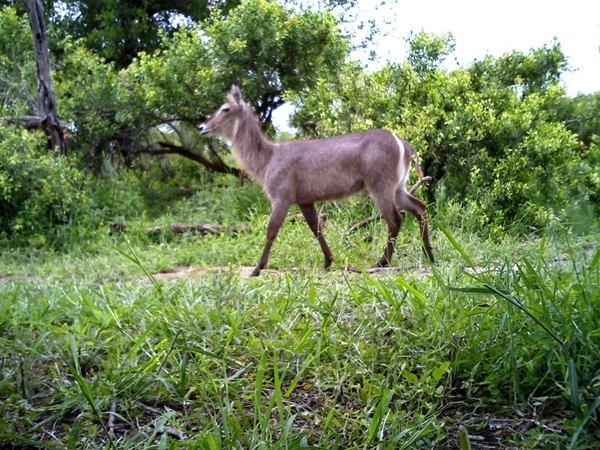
231;113;275;182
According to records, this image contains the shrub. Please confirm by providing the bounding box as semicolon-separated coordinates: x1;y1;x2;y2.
0;128;86;245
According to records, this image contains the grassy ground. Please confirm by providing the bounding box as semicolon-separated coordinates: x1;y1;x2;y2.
0;190;599;449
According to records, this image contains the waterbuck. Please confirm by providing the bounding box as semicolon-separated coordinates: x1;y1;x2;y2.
198;85;434;276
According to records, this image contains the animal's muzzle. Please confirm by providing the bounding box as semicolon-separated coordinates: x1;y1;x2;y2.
197;124;211;135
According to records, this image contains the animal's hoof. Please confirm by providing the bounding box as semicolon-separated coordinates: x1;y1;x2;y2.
324;258;334;270
375;259;390;268
249;267;262;277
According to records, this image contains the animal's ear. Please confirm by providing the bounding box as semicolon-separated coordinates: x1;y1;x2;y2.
228;84;244;106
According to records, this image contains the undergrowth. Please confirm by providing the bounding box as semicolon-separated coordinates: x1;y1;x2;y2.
0;187;599;449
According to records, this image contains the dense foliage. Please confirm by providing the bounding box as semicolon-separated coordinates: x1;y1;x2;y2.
289;33;600;231
1;0;599;243
0;128;85;244
0;1;599;446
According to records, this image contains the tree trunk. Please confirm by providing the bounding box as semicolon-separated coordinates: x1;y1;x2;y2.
23;0;65;155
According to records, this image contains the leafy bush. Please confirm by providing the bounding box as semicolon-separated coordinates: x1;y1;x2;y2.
0;128;86;245
84;168;146;224
0;6;35;117
290;35;599;233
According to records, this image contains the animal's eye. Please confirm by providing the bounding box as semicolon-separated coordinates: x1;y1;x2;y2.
221;107;230;114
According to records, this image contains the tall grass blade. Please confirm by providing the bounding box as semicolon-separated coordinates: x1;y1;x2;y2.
482;284;565;348
114;239;162;293
434;220;474;269
390;419;434;449
367;389;393;442
68;336;117;449
254;350;269;427
356;269;398;308
0;434;59;449
568;360;582;417
568;396;600;450
589;247;600;270
66;417;82;450
458;425;472;450
395;277;428;309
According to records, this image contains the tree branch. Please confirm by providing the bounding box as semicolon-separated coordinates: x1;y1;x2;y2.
563;114;600;124
136;141;241;177
408;176;432;195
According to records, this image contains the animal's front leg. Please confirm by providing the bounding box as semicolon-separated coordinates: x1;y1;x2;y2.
251;201;291;277
298;202;333;269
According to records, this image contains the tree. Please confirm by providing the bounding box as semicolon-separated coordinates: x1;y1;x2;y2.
95;0;349;174
49;0;243;69
558;92;600;147
1;0;243;68
23;0;65;154
0;6;87;244
471;40;568;97
0;6;36;116
406;31;456;75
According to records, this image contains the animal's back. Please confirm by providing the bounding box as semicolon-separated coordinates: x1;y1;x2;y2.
267;129;402;204
277;129;398;173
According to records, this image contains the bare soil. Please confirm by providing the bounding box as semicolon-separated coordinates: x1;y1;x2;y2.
152;264;434;280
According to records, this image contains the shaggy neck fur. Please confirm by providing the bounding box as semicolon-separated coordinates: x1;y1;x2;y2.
231;104;274;182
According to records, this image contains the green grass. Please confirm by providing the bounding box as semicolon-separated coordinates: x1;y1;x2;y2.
0;192;599;449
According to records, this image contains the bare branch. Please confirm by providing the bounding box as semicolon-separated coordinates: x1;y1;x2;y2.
136;141;241;177
408;176;432;194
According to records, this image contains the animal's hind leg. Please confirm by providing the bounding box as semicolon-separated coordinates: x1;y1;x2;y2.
396;189;435;263
372;195;403;268
298;203;334;269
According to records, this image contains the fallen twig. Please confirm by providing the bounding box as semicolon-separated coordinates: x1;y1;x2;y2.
109;177;426;237
107;398;117;435
286;213;326;224
107;222;251;235
108;213;326;236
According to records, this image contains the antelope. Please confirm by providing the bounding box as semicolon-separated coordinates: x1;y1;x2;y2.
198;85;434;276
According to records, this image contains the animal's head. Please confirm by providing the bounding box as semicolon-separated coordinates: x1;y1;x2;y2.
198;85;246;140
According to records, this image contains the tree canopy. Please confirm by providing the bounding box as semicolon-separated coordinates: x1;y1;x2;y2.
2;0;243;68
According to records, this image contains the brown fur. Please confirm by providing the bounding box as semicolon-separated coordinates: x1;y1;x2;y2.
199;85;434;276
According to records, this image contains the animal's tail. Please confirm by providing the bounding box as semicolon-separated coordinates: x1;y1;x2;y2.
404;140;424;180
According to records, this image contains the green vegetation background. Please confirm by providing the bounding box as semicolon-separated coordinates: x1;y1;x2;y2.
0;0;599;448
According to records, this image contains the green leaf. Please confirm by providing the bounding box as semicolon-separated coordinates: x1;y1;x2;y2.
367;389;393;442
432;361;451;382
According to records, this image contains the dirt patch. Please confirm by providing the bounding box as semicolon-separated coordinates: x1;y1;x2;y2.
153;265;290;280
0;273;41;283
440;394;570;449
345;264;432;278
153;264;432;281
